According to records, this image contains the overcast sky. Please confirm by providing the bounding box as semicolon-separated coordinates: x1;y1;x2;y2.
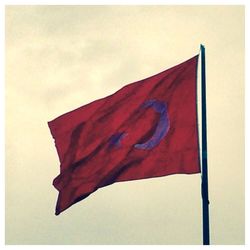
5;5;244;245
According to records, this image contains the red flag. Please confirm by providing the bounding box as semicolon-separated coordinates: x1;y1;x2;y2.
48;55;200;215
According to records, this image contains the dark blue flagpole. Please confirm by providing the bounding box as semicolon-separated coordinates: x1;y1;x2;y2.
200;44;210;245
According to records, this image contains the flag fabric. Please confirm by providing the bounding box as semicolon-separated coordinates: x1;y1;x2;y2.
48;55;200;215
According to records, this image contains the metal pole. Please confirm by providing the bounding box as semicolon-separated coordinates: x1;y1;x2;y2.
200;44;210;245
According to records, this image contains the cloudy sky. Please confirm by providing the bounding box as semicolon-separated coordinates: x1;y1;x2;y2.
5;5;244;244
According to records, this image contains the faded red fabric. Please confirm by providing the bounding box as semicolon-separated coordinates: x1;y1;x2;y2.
48;55;200;215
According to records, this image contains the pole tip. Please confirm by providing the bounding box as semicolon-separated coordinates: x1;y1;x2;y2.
200;44;205;50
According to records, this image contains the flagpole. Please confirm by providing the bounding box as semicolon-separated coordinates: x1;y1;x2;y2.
200;44;210;245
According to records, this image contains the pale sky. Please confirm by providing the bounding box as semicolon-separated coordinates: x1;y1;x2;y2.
5;5;244;244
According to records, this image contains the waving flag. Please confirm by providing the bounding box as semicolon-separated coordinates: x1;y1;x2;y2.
48;55;200;215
